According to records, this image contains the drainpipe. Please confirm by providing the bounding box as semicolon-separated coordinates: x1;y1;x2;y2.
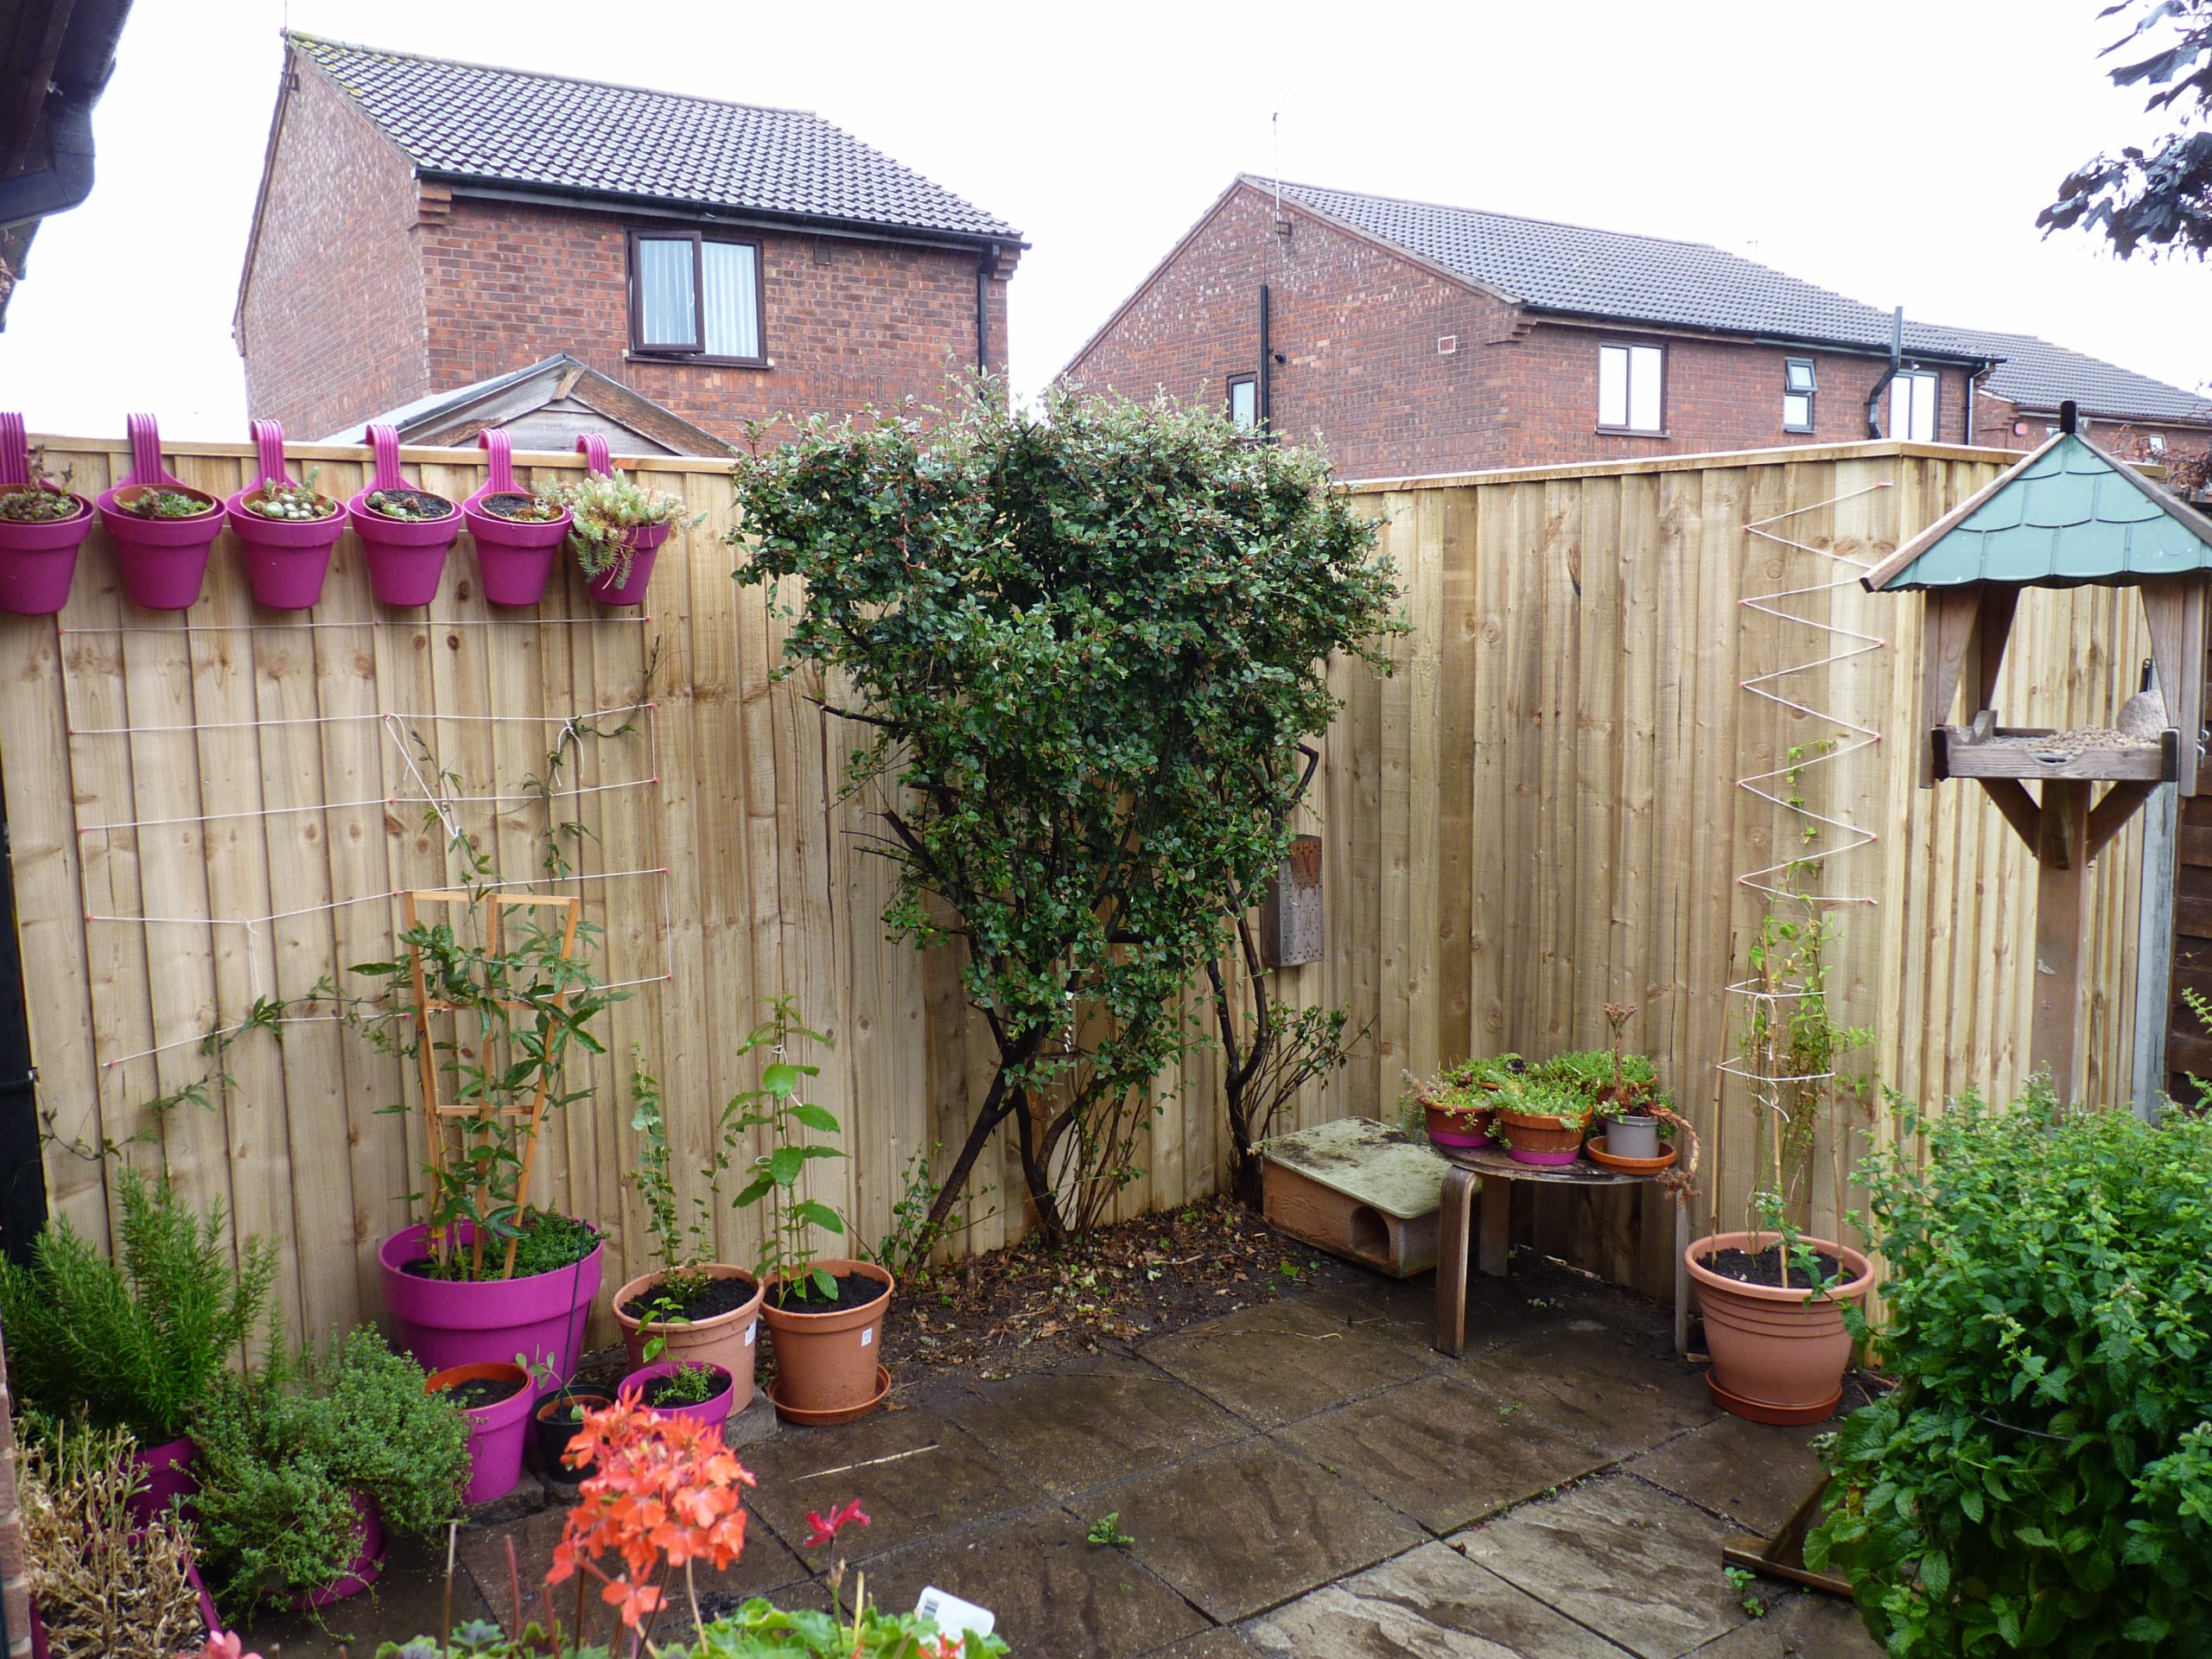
976;241;1001;374
1258;283;1272;432
1864;304;1903;438
0;89;98;232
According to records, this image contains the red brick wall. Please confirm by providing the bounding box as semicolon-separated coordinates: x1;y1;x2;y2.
1064;181;1974;477
1968;391;2212;461
419;199;1015;442
239;60;429;435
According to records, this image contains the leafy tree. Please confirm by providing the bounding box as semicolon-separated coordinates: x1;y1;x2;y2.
2041;0;2212;258
730;386;1399;1243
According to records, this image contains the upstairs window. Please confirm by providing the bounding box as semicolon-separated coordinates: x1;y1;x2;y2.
1783;358;1817;433
628;232;763;364
1228;373;1258;433
1598;343;1664;433
1891;370;1939;442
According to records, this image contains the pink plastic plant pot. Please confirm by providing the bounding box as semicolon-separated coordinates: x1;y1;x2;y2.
226;418;345;611
426;1360;534;1506
464;429;570;607
28;1532;221;1658
617;1359;736;1435
378;1220;603;1382
574;434;664;607
1504;1145;1584;1166
127;1433;199;1529
288;1493;388;1610
346;424;461;607
94;414;224;611
0;411;94;616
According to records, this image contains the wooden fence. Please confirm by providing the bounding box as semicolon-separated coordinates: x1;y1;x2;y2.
1;435;2150;1331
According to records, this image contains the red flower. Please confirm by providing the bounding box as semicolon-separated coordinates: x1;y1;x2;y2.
801;1497;871;1548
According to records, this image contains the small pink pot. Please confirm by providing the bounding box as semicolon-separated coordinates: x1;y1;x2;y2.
95;414;222;611
575;434;665;607
0;412;93;615
289;1492;387;1610
226;419;344;611
427;1360;533;1505
464;429;569;606
346;425;461;607
127;1433;199;1528
378;1219;603;1382
619;1359;735;1435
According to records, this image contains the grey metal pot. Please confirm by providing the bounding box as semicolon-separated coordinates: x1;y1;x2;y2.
1607;1114;1662;1160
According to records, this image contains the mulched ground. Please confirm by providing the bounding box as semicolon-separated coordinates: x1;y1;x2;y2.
877;1195;1359;1381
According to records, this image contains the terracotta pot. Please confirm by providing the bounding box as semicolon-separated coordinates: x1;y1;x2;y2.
1685;1230;1874;1423
760;1259;894;1420
612;1263;765;1408
1423;1100;1491;1149
1497;1109;1586;1166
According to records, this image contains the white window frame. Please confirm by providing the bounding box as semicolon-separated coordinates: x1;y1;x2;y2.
1598;343;1665;435
1227;373;1258;434
1891;370;1939;443
1783;358;1816;434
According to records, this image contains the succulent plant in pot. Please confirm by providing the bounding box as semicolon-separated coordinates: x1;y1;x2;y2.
1493;1077;1594;1167
461;429;570;605
226;422;346;610
0;413;94;616
613;1056;767;1410
558;435;699;606
97;415;226;610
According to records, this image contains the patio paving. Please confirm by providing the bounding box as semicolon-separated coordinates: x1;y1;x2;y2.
238;1252;1882;1657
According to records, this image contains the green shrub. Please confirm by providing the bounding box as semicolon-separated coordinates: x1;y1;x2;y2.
379;1602;1012;1657
0;1166;276;1443
1808;1088;2212;1656
192;1326;469;1616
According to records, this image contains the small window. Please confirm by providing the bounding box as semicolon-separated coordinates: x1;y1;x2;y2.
1598;343;1664;433
1891;370;1939;442
2149;432;2168;454
1228;374;1258;433
1783;358;1816;433
629;232;764;363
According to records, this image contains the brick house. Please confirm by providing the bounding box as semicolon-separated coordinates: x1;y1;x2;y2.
1063;176;2212;479
236;35;1023;444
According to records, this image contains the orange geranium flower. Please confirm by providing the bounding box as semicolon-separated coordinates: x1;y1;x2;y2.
546;1396;757;1630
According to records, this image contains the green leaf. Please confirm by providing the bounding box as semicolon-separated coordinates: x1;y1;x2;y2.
810;1267;837;1300
791;1200;844;1234
767;1146;808;1187
790;1102;842;1134
762;1062;801;1098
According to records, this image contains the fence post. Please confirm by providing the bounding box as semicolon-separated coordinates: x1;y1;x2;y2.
2131;781;2178;1121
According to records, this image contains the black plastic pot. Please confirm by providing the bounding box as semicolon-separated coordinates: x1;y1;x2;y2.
531;1385;614;1480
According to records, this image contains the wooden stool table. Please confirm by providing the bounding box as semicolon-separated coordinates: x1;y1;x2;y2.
1433;1144;1688;1357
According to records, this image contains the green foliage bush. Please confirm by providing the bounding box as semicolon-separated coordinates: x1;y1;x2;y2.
1808;1088;2212;1656
0;1166;275;1443
379;1602;1011;1657
192;1326;469;1616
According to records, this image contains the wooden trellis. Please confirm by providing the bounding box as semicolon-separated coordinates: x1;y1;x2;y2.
403;888;582;1277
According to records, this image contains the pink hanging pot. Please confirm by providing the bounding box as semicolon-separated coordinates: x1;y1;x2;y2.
572;433;664;607
464;429;569;607
346;424;461;607
0;412;94;616
226;419;345;611
95;413;224;611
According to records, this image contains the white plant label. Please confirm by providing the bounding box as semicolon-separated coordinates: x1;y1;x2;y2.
861;1326;874;1347
745;1322;756;1346
916;1586;995;1637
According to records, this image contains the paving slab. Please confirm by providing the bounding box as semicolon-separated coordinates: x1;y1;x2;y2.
1452;1473;1749;1659
736;1404;1046;1560
1279;1370;1612;1534
455;1499;810;1630
1096;1435;1424;1622
1241;1539;1629;1658
1143;1630;1267;1657
1688;1588;1881;1657
925;1357;1247;1498
1141;1295;1437;1428
1458;1325;1715;1459
236;1528;494;1656
1624;1415;1827;1538
853;1502;1210;1659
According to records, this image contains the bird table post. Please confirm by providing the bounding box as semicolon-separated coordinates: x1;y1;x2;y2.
1863;401;2212;1104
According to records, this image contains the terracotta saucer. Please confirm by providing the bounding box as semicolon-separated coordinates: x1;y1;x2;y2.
1707;1371;1840;1426
766;1364;892;1427
1585;1137;1679;1175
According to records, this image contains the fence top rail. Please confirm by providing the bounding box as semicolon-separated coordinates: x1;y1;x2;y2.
1338;438;2020;495
22;432;743;478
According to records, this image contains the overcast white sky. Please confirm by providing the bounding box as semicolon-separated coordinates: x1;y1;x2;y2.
1;0;2204;439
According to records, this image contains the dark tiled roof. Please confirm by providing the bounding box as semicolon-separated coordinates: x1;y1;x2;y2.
1913;324;2212;427
289;34;1020;243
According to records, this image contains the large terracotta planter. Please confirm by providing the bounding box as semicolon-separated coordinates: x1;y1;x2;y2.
348;424;461;606
464;429;569;606
1685;1230;1874;1424
760;1259;893;1421
95;414;222;611
427;1360;532;1505
0;411;93;615
226;418;344;611
378;1220;603;1382
612;1263;765;1408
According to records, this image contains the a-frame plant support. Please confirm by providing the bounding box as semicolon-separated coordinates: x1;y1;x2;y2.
403;888;582;1277
1864;402;2212;1099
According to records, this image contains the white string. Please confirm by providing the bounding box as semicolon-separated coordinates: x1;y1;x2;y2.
384;714;461;844
77;774;656;836
68;704;652;737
